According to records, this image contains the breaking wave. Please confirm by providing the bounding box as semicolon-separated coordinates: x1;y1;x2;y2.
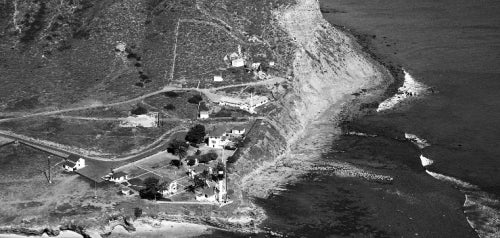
377;69;428;112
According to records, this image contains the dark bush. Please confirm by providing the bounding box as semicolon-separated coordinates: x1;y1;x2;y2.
227;155;237;164
131;105;148;115
186;159;196;166
164;91;179;98
187;94;203;104
199;152;218;163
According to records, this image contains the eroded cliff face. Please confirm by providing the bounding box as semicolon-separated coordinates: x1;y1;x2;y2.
233;0;393;198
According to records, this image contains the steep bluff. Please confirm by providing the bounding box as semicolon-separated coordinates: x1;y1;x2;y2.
232;0;393;198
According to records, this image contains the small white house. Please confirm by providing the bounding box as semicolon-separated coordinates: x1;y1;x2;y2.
199;111;209;119
213;75;223;82
62;155;86;172
110;171;129;183
231;126;246;135
231;58;245;67
269;61;275;67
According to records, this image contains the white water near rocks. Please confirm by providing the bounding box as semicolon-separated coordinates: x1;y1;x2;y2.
407;133;500;237
377;70;428;112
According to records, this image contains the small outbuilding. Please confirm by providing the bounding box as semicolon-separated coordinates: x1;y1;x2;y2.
213;75;223;82
110;171;129;183
62;155;86;172
231;126;246;135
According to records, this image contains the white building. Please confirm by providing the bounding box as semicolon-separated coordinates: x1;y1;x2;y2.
251;62;261;70
109;171;129;183
217;95;269;114
120;112;159;128
199;111;209;119
213;75;223;82
231;58;245;67
62;155;86;172
231;126;246;135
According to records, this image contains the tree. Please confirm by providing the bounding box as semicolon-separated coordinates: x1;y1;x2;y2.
169;159;182;168
185;124;206;144
139;177;162;200
169;139;188;159
227;155;237;164
193;175;206;189
187;94;203;104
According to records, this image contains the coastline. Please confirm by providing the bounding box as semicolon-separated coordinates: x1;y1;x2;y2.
239;0;394;204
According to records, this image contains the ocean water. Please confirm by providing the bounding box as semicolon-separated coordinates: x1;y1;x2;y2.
247;0;500;237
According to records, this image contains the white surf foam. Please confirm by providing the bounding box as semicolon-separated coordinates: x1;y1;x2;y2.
345;131;377;137
419;154;433;167
425;170;500;237
405;133;431;149
377;69;428;112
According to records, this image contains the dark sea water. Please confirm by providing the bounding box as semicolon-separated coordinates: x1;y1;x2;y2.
208;0;500;237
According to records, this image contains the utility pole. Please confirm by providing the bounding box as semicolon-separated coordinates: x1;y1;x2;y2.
47;155;52;184
94;181;97;199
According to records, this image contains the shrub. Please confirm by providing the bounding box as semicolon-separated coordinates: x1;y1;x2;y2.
187;94;203;104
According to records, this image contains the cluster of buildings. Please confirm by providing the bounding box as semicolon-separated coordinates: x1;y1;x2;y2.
217;45;275;82
187;163;227;203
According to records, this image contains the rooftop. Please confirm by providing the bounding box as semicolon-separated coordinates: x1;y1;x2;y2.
233;126;245;131
111;171;128;178
67;154;81;162
209;126;227;137
62;161;75;167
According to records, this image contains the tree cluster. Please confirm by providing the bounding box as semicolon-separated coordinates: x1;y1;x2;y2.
185;124;206;144
139;177;162;200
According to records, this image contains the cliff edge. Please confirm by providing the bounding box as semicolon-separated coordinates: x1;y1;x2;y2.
233;0;393;198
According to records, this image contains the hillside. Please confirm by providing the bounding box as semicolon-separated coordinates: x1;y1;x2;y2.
0;0;294;114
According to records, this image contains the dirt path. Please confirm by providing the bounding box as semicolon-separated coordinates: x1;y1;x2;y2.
0;77;285;123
